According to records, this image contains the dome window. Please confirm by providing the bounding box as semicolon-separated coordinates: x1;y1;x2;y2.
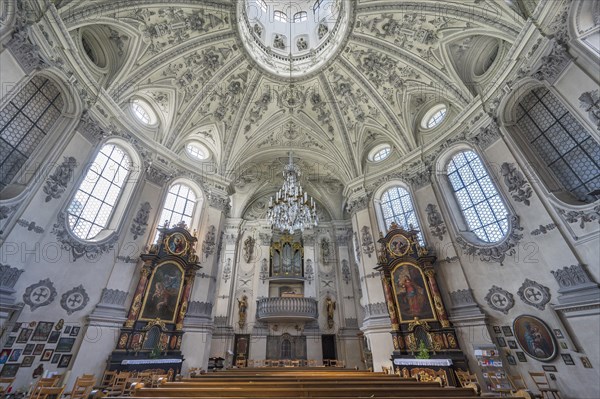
368;144;392;162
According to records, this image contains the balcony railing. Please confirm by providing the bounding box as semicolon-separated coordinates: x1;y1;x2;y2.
256;297;318;322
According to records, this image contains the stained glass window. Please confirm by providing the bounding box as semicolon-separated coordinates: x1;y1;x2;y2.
380;186;424;243
447;150;508;243
67;144;131;240
516;88;600;203
0;76;63;190
158;184;197;229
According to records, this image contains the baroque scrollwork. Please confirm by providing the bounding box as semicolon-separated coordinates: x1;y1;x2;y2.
425;204;446;241
130;202;152;240
341;260;351;284
16;219;44;234
202;225;216;258
52;212;118;261
517;279;551;310
530;223;557;236
360;226;374;258
500;163;533;206
578;90;600;130
558;206;600;229
0;263;24;289
455;215;524;265
43;157;78;202
484;285;514;314
98;288;128;306
551;264;594;289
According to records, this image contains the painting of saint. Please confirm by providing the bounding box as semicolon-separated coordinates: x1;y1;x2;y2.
140;263;183;322
392;264;435;322
166;233;187;256
513;315;557;362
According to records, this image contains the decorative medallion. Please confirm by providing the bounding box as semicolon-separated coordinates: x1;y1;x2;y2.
387;234;410;257
60;285;90;315
517;279;551;310
484;285;515;314
23;279;57;311
164;232;189;256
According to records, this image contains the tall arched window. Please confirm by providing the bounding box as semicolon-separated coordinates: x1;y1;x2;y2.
157;183;197;228
0;76;64;191
66;144;131;240
516;87;600;203
281;338;292;359
380;186;424;243
274;10;288;22
447;150;508;243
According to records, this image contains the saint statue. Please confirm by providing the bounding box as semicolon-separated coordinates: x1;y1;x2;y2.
238;295;248;328
325;296;336;328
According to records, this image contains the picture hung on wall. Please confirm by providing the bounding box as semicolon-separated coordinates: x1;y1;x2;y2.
16;328;33;343
21;356;34;367
64;326;71;334
32;322;54;341
0;363;19;378
501;326;513;337
33;344;44;356
4;336;16;347
542;365;557;372
493;326;501;334
41;349;53;361
553;329;564;339
70;327;80;337
58;354;72;368
48;331;60;343
562;353;575;366
581;357;593;368
513;315;557;362
8;349;22;362
0;349;11;364
560;342;568;350
23;344;34;355
508;340;518;349
165;232;189;256
391;263;436;323
497;337;507;347
140;262;185;323
516;352;527;362
55;337;75;353
51;354;60;364
11;323;21;333
506;354;516;365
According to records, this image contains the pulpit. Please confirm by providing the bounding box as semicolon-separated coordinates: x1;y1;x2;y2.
106;223;201;376
375;223;468;386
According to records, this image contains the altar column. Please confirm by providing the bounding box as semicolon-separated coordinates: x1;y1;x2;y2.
181;193;229;372
348;192;394;372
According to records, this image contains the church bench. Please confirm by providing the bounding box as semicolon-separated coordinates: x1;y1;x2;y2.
159;381;441;389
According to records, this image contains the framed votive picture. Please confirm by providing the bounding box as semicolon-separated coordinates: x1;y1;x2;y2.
507;354;517;365
51;354;60;364
32;322;54;341
502;326;514;337
55;337;75;353
516;352;527;362
23;344;34;355
8;349;22;362
41;349;54;362
21;356;34;367
493;326;502;334
70;327;81;337
48;331;60;343
11;323;21;333
560;342;568;350
0;363;19;378
58;354;72;368
3;336;16;347
0;349;11;364
508;340;518;349
562;353;575;365
33;344;44;356
64;326;71;334
497;337;507;347
513;315;557;362
553;329;565;339
542;365;557;372
16;328;32;343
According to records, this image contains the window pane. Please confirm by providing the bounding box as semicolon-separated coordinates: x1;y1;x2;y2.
156;183;197;233
447;150;508;243
380;186;424;244
66;144;131;239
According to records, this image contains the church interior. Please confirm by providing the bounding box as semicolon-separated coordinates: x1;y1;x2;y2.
0;0;599;398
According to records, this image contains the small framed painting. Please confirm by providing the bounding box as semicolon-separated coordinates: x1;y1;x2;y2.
497;337;507;347
64;326;72;334
3;336;16;347
21;355;35;367
553;329;565;339
562;354;575;366
11;323;21;333
33;344;45;356
516;352;527;362
48;331;60;344
560;342;568;350
16;328;33;343
55;337;75;353
502;326;514;337
542;365;557;372
506;354;516;365
51;354;60;364
58;354;72;368
0;363;19;377
23;344;34;355
8;349;22;362
0;349;11;364
70;327;81;337
508;340;518;349
32;322;54;341
493;326;502;334
581;357;593;368
41;349;54;362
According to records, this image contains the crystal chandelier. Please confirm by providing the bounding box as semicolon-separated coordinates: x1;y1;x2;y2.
267;153;318;232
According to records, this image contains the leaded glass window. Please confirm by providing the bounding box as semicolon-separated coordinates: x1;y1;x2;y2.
447;151;508;243
67;144;131;240
380;186;424;243
516;88;600;203
274;11;288;22
157;184;197;229
0;76;63;190
294;11;307;22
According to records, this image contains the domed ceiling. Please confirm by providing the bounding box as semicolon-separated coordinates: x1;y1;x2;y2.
49;0;527;218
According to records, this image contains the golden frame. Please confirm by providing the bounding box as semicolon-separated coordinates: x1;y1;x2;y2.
164;232;189;256
387;233;411;257
139;261;185;324
390;262;437;324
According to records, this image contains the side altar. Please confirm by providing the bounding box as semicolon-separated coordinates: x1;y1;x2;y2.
375;223;468;386
106;223;201;376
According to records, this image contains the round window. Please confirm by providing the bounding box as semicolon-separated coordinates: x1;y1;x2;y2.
130;99;156;125
186;143;209;160
368;144;392;162
421;104;447;129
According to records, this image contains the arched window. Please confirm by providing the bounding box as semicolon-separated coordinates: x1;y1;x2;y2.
274;10;288;22
157;183;197;228
516;87;600;203
0;76;64;191
66;144;131;240
294;11;307;22
256;0;267;13
281;338;292;359
447;150;508;243
380;186;424;243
